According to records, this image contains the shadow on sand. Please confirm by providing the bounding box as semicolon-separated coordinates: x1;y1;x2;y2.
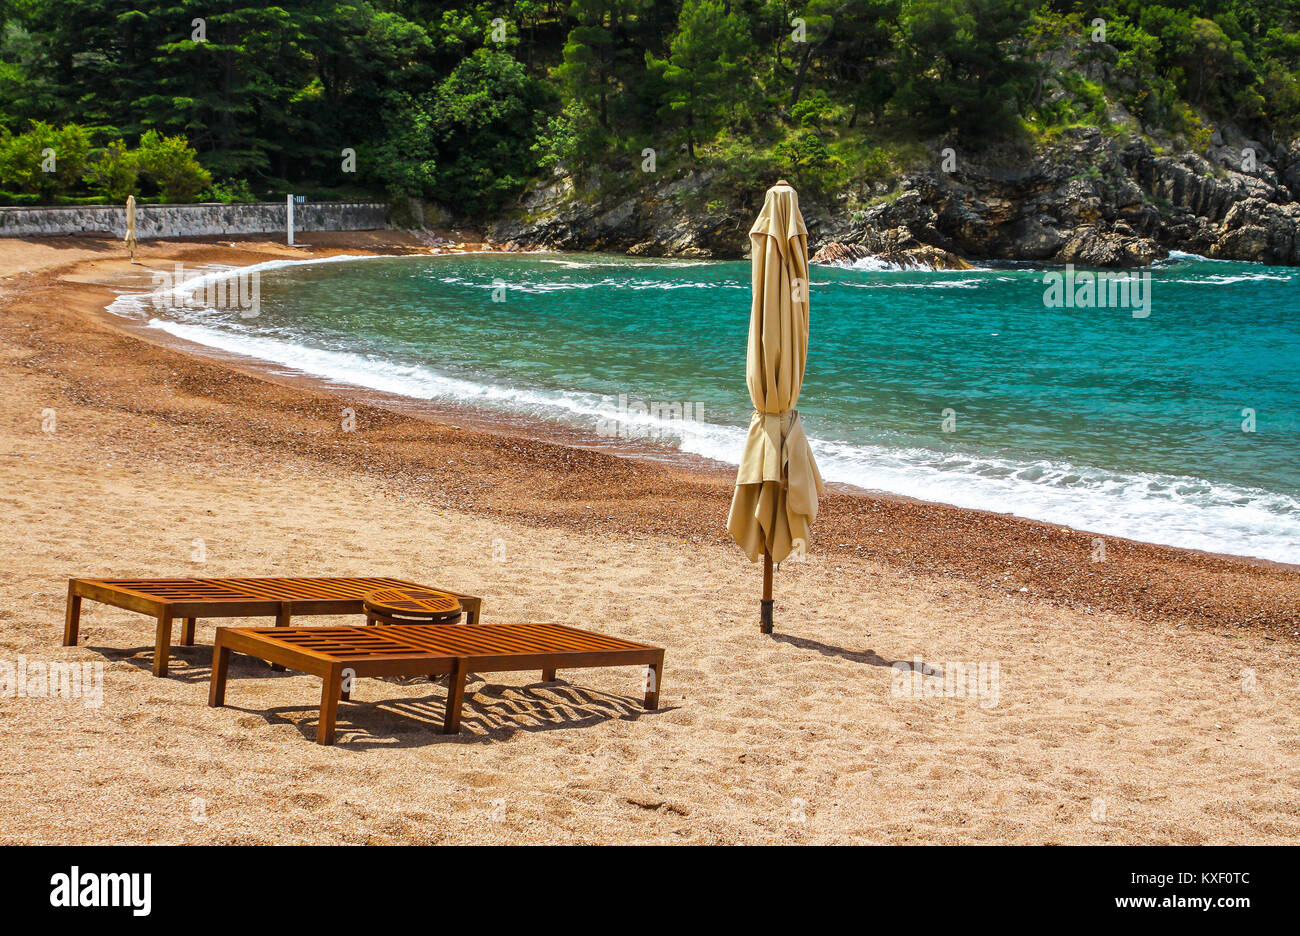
95;644;670;748
769;633;942;676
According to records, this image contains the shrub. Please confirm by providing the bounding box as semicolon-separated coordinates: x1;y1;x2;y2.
1171;101;1214;152
775;130;848;193
858;145;892;184
201;177;256;203
792;91;836;131
134;131;212;202
83;140;138;201
533;100;606;173
0;122;91;199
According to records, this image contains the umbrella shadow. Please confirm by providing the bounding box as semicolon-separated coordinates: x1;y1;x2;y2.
770;633;941;675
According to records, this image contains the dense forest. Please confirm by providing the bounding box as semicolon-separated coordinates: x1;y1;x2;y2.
1;1;1298;216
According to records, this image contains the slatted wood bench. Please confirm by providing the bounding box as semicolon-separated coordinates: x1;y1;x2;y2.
64;577;483;676
208;622;665;745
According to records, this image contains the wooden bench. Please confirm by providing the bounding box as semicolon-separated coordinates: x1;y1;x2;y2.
208;622;665;745
63;577;483;676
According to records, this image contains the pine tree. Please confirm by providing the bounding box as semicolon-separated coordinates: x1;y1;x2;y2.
657;0;749;161
556;0;643;131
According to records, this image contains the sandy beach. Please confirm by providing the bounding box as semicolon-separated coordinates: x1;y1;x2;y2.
1;233;1298;844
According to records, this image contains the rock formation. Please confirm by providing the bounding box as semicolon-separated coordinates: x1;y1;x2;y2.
488;126;1300;268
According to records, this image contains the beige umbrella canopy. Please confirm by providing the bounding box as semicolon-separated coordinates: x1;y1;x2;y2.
124;195;138;263
727;180;824;633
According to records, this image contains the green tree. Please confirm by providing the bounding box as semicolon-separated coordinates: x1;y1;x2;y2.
144;3;316;179
1175;17;1252;108
825;0;900;127
895;0;1036;139
654;0;749;161
1259;26;1300;136
556;0;650;132
298;3;436;186
0;21;60;127
786;0;841;108
373;93;439;200
374;49;542;213
428;48;543;212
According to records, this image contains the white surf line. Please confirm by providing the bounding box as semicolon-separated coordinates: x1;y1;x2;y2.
104;250;487;321
102;250;1300;564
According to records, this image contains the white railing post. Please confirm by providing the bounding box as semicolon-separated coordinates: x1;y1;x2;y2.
286;192;294;246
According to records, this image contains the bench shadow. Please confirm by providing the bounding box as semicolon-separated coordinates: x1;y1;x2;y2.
231;678;674;749
88;645;295;682
87;647;672;747
770;633;941;676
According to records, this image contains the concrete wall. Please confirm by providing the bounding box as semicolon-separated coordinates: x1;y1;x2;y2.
0;201;388;238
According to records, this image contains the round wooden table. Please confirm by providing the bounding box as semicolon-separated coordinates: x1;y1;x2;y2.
363;587;463;626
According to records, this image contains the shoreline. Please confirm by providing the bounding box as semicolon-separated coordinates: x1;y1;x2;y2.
100;289;1300;577
4;233;1298;635
96;237;1300;575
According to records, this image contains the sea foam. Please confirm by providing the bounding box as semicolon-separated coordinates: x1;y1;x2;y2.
107;255;1300;565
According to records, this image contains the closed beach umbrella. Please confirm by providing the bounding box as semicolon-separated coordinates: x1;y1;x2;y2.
125;195;137;262
727;180;824;634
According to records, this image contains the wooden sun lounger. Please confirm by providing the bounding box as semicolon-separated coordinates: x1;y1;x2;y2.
209;622;665;744
63;577;483;677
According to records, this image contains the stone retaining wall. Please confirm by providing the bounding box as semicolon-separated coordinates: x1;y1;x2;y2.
0;201;388;238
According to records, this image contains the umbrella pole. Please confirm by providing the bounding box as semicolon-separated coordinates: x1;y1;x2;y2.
760;549;774;634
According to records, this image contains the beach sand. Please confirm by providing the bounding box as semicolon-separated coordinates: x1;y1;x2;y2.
1;233;1297;844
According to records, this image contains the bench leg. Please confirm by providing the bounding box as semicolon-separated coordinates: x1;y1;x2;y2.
541;668;556;682
209;643;231;707
152;610;174;677
644;658;662;710
63;584;81;646
443;658;468;734
271;607;289;671
181;617;196;646
318;666;342;745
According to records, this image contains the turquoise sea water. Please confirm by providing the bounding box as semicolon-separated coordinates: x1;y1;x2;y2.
117;251;1300;563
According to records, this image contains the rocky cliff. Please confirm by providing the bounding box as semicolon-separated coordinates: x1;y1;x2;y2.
489;126;1300;268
